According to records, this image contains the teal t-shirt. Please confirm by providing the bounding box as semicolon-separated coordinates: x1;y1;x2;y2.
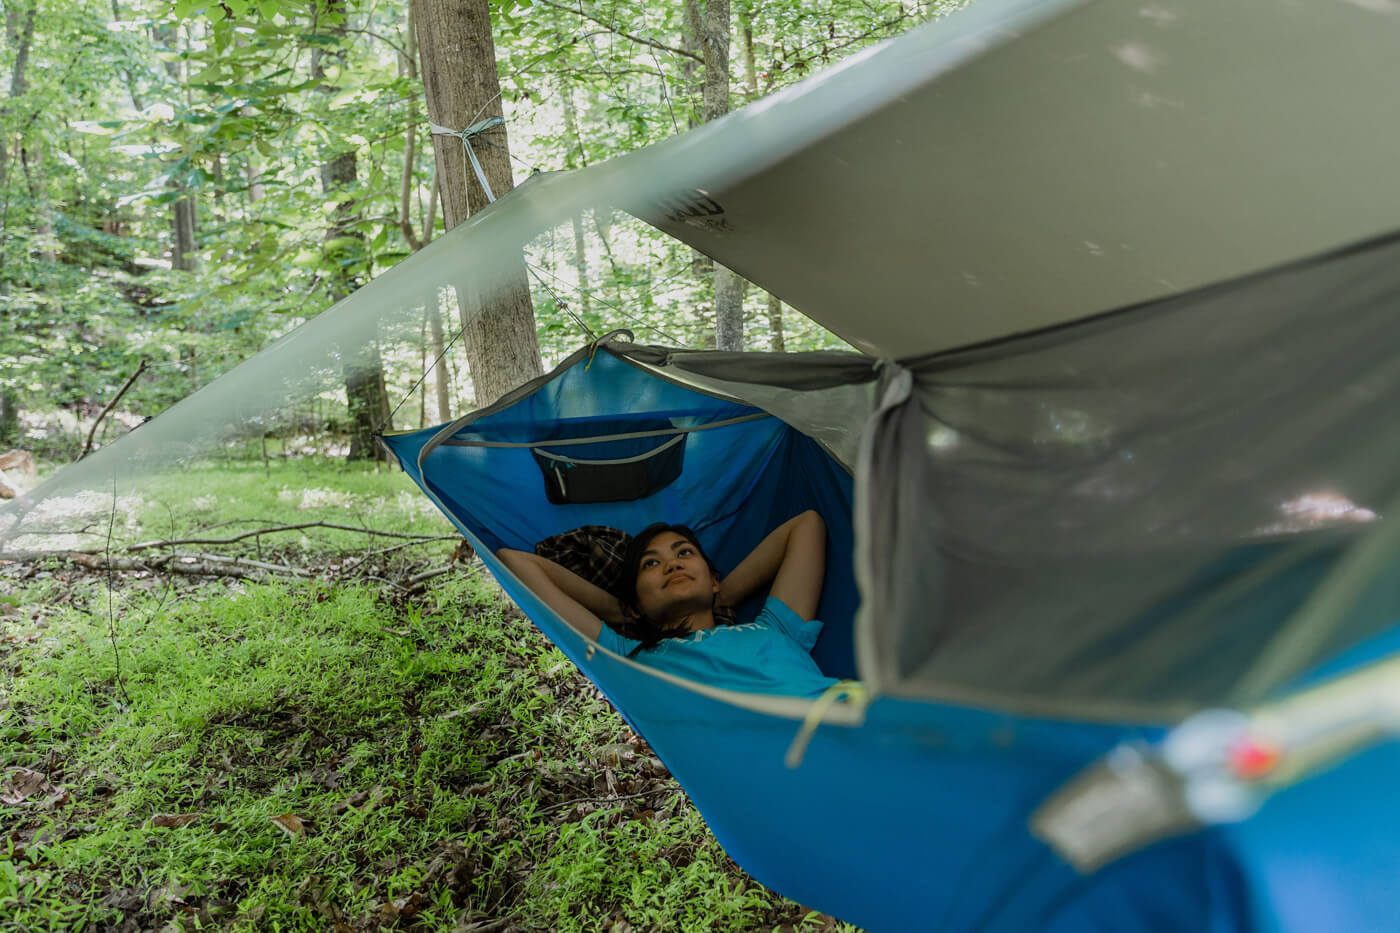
597;595;839;698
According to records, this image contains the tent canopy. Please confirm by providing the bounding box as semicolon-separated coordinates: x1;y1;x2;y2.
631;0;1400;358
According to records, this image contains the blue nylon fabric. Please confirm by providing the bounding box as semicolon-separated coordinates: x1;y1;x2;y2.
1218;738;1400;933
381;348;1375;932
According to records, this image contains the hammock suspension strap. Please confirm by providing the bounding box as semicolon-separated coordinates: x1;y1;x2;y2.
377;307;473;435
430;116;506;203
785;680;869;769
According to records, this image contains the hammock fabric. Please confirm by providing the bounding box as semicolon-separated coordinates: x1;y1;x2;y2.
380;323;1400;931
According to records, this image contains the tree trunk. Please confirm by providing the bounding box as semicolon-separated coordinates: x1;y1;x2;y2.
152;23;198;272
314;7;390;462
6;3;43;267
429;301;451;422
19;144;55;263
412;0;541;408
681;0;702;129
344;343;391;461
244;155;263;203
109;0;144;108
557;79;593;320
766;291;786;352
740;11;758;101
171;195;198;271
680;0;713;312
0;387;20;446
690;0;745;350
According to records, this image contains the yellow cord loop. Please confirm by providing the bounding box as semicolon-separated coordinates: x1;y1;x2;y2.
785;680;869;769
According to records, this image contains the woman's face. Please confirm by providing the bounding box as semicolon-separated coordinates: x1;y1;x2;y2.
631;531;719;622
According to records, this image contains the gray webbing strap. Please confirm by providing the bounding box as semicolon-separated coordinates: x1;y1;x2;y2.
430;116;505;203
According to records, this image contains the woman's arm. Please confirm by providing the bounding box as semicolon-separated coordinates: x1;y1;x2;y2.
495;548;625;641
717;510;826;621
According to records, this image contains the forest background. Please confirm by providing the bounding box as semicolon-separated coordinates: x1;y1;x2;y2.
1;0;958;463
1;0;956;929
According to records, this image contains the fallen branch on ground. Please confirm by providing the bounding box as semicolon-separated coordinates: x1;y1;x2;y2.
0;550;296;583
0;549;480;591
128;522;455;551
70;551;309;581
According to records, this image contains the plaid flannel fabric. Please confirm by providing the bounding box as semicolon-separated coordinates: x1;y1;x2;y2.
534;525;632;595
534;525;737;628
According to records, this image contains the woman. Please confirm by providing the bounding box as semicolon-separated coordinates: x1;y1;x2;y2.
496;510;839;697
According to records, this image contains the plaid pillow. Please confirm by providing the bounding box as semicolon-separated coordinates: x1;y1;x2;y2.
533;525;737;628
534;525;631;595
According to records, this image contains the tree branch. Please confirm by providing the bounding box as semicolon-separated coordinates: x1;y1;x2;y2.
80;359;147;461
127;520;454;551
532;0;701;62
342;26;411;61
399;123;422;251
0;551;305;582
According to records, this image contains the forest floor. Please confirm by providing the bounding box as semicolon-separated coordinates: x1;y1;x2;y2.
0;458;857;932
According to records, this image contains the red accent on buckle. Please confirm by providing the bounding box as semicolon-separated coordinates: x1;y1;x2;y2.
1227;738;1283;780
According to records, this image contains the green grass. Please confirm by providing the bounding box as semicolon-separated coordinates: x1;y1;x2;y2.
0;458;857;932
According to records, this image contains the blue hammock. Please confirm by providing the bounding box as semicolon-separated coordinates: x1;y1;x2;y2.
381;345;1400;933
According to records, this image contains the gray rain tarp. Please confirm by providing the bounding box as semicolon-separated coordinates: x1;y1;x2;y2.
853;233;1400;717
639;0;1400;358
643;231;1400;719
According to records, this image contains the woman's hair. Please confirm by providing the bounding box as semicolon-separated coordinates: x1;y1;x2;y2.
612;523;720;654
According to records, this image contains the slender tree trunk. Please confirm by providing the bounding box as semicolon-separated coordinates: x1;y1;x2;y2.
6;3;43;268
0;387;19;446
109;0;144;109
210;153;225;225
343;344;390;460
244;155;263;203
740;10;758;101
412;0;541;408
314;5;390;462
715;267;747;350
681;0;712;311
767;292;786;352
418;313;428;429
153;23;198;271
395;3;449;425
171;196;198;270
429;300;451;422
570;213;592;319
557;79;593;320
396;4;426;251
557;75;588;169
19;145;54;263
181;345;197;392
689;0;745;350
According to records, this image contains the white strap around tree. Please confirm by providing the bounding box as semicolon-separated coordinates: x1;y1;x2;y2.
429;115;505;203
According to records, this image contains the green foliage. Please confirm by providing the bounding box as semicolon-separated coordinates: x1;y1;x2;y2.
2;0;955;457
